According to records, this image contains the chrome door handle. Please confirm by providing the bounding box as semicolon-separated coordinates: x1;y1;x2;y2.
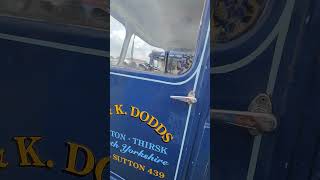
212;93;277;135
212;109;277;134
170;91;197;105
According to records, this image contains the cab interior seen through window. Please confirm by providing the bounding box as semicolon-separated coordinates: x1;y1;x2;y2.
110;15;196;75
0;0;108;29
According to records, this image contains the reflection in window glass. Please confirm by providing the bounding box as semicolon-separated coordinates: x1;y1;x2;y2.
112;33;194;75
0;0;108;29
124;35;166;73
110;15;195;75
166;51;194;75
110;16;126;66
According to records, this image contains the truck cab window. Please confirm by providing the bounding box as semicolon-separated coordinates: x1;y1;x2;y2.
124;35;166;73
110;16;195;75
110;15;126;66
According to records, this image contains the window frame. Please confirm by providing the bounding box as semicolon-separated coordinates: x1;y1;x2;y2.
110;16;200;79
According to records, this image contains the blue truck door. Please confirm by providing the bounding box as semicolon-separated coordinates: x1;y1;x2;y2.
0;3;108;179
109;1;210;179
212;0;297;179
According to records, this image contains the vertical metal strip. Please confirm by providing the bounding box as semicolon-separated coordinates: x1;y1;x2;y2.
246;0;296;179
174;21;210;180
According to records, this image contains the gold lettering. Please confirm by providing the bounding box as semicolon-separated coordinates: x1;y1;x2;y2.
147;116;159;128
113;154;119;161
130;106;140;117
65;142;95;176
139;111;150;122
0;149;8;168
14;137;46;167
155;123;167;136
114;104;126;115
94;157;109;180
162;133;173;143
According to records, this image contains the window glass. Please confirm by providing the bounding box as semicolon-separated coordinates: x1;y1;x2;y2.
110;16;125;66
0;0;108;29
166;51;194;75
110;24;195;75
123;35;166;73
109;0;205;76
118;35;194;75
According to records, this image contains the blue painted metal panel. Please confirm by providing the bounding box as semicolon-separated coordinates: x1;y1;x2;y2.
110;0;210;179
212;0;320;180
0;17;108;179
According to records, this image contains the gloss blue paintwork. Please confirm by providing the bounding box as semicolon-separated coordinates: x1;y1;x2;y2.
212;0;320;180
0;16;108;180
110;0;210;179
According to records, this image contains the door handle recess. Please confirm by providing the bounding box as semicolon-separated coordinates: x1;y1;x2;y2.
170;91;197;105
